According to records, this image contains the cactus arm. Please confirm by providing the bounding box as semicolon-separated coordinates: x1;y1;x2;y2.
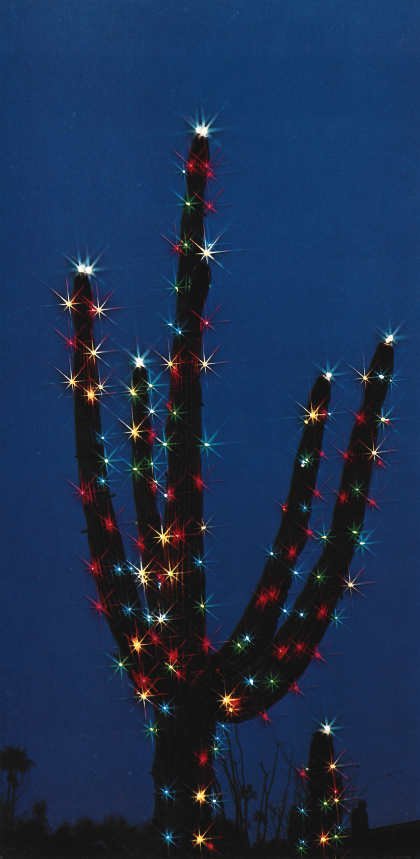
272;340;394;649
215;374;331;672
71;272;150;677
130;362;164;610
216;341;393;722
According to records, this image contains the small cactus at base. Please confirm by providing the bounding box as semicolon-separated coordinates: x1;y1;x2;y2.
290;730;346;857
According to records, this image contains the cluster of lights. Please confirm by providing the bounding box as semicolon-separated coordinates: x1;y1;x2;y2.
299;451;314;469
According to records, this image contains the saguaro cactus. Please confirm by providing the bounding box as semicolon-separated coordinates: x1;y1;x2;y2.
66;129;393;853
288;730;345;856
304;730;345;855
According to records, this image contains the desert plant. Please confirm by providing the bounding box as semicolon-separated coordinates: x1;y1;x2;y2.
63;126;394;853
0;746;35;833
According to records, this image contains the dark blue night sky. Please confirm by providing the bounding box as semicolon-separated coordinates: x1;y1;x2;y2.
1;0;419;833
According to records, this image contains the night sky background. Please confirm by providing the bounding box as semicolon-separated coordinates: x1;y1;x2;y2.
1;0;419;834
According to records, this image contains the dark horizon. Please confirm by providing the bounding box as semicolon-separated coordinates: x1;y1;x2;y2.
1;0;419;836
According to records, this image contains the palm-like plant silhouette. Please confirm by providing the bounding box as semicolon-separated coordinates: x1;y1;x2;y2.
0;746;35;833
67;130;393;853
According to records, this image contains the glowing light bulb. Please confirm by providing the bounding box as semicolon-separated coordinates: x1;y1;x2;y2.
195;789;206;804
